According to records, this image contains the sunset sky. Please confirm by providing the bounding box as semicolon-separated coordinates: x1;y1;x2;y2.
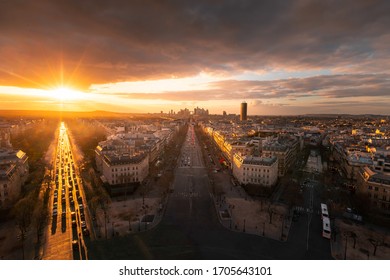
0;0;389;115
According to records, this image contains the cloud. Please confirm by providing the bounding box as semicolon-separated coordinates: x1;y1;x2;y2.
101;73;390;103
0;0;390;90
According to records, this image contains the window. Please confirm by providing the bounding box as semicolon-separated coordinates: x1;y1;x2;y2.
368;186;372;190
375;187;379;191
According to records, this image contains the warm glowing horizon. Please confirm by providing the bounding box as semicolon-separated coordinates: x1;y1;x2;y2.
1;1;390;115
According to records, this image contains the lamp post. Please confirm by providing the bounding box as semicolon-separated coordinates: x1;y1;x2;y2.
243;219;246;233
263;222;265;236
344;233;348;260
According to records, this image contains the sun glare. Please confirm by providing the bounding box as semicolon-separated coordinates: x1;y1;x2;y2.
49;87;84;101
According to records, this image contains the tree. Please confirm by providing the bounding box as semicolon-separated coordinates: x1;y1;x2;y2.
268;205;274;224
368;238;384;256
33;202;48;244
350;231;357;249
12;196;35;259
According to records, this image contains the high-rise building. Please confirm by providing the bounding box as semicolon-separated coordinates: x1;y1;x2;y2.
240;101;247;121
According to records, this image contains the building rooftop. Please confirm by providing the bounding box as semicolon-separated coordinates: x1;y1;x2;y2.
242;155;277;166
103;152;148;166
368;171;390;186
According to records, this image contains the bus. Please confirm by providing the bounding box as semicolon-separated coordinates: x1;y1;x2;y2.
320;203;329;219
322;217;331;239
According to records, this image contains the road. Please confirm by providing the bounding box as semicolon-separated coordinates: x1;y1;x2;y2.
87;123;333;260
43;122;89;260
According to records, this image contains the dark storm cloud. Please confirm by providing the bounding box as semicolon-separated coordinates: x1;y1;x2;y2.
0;0;390;89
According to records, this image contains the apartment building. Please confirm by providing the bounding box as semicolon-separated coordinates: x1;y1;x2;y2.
262;136;300;177
358;165;390;212
0;149;29;209
232;153;278;187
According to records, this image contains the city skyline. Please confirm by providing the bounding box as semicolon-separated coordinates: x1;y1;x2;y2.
1;1;390;115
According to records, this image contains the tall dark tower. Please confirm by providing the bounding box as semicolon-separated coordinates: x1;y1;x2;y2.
240;101;247;121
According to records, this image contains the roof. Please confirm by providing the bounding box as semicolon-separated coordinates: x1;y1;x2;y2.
103;152;148;166
242;155;277;166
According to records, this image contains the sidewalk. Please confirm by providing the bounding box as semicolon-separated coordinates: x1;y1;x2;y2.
92;185;167;239
331;218;390;259
211;170;292;241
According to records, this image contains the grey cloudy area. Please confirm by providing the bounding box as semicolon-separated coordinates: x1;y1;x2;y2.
0;0;389;113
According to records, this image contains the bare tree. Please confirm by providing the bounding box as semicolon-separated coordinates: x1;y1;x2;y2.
268;205;274;224
350;231;357;249
33;202;48;244
12;196;34;259
368;237;384;257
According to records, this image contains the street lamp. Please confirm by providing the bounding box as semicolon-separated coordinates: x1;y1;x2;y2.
263;222;265;236
243;219;246;233
344;233;348;260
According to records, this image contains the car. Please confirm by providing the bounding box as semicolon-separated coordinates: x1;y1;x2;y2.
79;204;84;210
82;228;90;237
52;209;58;215
72;240;79;250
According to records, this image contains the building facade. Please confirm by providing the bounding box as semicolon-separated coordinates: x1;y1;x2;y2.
262;137;300;177
0;149;29;209
358;166;390;212
232;154;278;187
240;102;247;121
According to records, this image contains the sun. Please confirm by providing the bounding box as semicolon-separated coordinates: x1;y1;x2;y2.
49;87;84;101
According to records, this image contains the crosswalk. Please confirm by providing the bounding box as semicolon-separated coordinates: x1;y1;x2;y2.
172;191;199;198
293;206;314;214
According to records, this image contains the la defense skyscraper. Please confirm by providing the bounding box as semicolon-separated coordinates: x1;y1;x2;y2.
240;101;247;121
